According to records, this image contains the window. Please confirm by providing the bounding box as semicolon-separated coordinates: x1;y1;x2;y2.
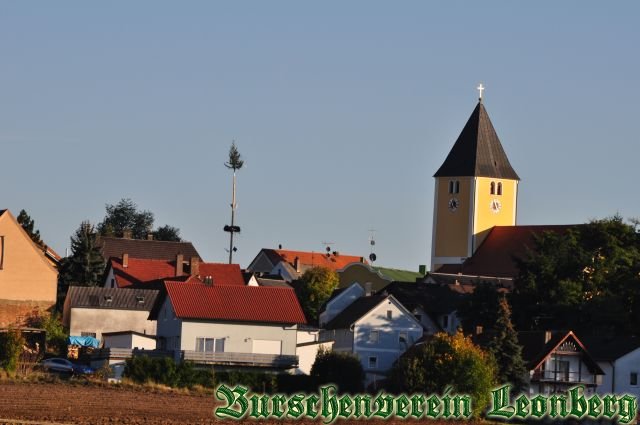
490;181;496;195
448;181;454;194
136;296;145;304
454;180;460;194
369;330;379;343
196;337;225;353
110;278;115;288
631;373;638;386
81;332;97;338
0;235;4;270
399;332;408;346
556;360;570;381
368;357;378;369
497;182;503;196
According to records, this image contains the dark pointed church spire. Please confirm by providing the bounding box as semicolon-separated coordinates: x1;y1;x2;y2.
434;97;519;180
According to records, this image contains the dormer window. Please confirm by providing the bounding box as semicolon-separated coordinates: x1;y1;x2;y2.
104;296;113;303
136;296;145;304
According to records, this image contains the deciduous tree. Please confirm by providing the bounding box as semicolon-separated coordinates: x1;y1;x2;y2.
295;266;339;324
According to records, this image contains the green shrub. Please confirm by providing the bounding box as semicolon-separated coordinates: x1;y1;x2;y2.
310;348;364;393
215;370;277;392
124;356;214;389
25;312;68;355
0;329;26;372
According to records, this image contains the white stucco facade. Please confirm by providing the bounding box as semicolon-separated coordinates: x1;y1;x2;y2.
597;347;640;400
69;307;156;342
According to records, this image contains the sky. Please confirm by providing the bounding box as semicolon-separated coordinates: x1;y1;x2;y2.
1;2;639;271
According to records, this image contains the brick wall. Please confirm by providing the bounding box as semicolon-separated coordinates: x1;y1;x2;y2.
0;299;54;327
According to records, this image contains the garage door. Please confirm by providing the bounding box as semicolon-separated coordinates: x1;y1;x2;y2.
252;339;282;355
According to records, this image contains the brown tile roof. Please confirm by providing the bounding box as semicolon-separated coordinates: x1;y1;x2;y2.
437;225;579;278
434;102;519;180
66;286;159;311
98;237;201;262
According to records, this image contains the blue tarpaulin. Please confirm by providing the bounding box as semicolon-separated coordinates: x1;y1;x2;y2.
68;336;100;348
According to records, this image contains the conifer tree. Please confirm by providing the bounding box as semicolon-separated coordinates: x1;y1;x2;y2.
488;297;528;392
60;221;105;287
17;209;43;247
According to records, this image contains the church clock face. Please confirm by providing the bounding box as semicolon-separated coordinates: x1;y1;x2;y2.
490;198;502;214
448;198;460;212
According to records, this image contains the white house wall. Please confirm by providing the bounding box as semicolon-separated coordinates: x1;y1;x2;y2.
69;308;156;341
156;298;183;350
319;283;364;327
179;320;298;355
597;348;640;399
296;341;333;375
103;268;117;288
353;297;423;379
319;329;353;352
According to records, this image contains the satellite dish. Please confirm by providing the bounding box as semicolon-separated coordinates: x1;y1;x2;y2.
370;240;375;246
326;246;331;253
369;253;377;262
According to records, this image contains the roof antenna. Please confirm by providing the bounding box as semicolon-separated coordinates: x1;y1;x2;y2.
321;241;334;258
477;83;484;103
368;228;377;263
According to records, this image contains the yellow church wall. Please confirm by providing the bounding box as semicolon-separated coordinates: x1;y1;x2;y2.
433;177;473;258
473;177;518;250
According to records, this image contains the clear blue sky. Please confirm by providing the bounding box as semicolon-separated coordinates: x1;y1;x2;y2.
1;2;639;271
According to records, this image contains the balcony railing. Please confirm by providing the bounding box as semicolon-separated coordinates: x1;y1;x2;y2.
182;351;298;368
531;370;598;385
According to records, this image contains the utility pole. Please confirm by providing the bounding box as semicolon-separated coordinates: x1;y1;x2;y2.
224;141;244;264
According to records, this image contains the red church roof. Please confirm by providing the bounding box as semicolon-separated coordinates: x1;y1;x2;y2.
437;225;578;278
162;282;307;324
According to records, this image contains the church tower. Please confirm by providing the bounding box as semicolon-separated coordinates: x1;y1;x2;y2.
431;88;519;272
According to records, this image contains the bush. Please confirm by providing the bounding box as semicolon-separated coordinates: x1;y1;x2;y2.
124;356;214;389
215;370;277;392
0;329;26;372
310;348;364;393
25;311;68;355
388;332;496;418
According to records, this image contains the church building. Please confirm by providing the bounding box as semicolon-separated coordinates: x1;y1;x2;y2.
430;88;571;277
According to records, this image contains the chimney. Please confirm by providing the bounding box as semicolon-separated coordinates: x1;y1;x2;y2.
544;330;552;344
123;229;132;239
364;282;372;297
190;257;200;277
294;257;301;273
147;233;154;241
122;253;129;268
175;254;184;276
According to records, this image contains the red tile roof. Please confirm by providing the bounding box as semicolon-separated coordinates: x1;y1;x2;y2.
110;258;246;288
196;263;245;286
110;258;177;288
267;249;365;271
437;225;578;278
163;282;307;324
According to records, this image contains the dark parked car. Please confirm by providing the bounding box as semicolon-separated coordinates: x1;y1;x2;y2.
41;358;94;375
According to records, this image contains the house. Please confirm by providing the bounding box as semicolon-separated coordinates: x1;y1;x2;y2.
0;209;59;327
97;236;201;262
337;262;423;292
150;282;307;370
518;331;604;395
63;286;159;341
103;255;245;288
319;288;423;385
582;335;640;400
383;281;465;335
247;248;365;282
102;330;157;350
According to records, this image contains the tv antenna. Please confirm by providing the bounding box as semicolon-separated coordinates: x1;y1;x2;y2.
368;228;377;263
321;241;335;257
